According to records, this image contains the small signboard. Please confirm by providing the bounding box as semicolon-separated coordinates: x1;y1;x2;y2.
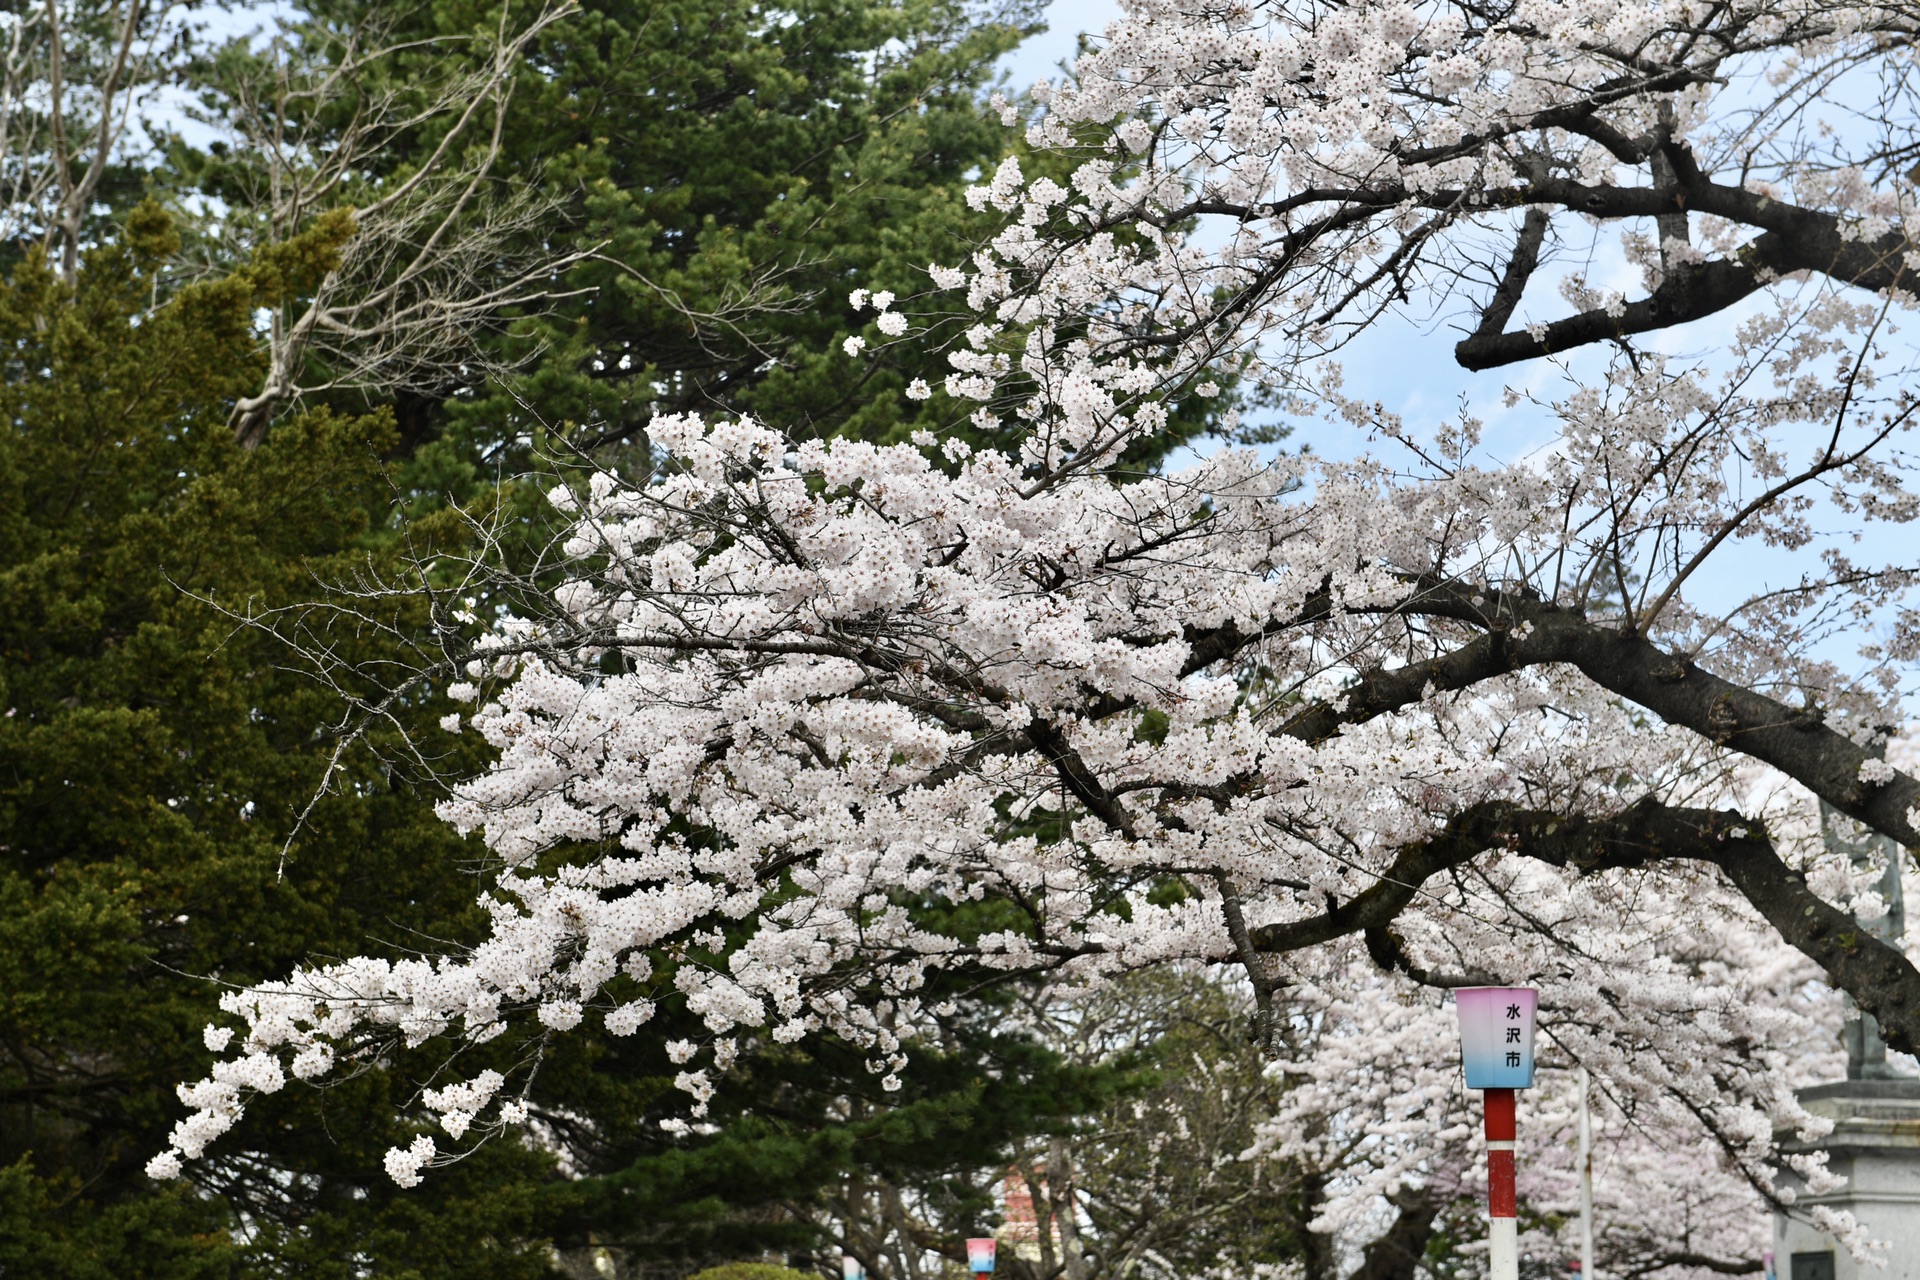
966;1239;997;1275
1455;987;1538;1088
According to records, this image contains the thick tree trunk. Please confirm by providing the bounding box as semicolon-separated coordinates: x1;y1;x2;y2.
1348;1188;1441;1280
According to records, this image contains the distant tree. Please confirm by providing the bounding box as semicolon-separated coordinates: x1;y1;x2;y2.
686;1265;819;1280
174;0;589;446
981;971;1313;1280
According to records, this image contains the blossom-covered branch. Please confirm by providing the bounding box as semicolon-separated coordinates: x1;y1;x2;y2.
150;4;1920;1267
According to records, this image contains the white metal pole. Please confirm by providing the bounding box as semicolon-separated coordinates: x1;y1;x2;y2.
1578;1067;1596;1280
1490;1216;1519;1280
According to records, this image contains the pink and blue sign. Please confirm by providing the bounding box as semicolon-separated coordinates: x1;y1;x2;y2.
966;1238;997;1275
1455;987;1538;1088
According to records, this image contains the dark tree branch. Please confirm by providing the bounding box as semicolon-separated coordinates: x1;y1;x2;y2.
1406;584;1920;849
1026;715;1141;840
1455;240;1785;368
1472;208;1551;340
1191;576;1920;853
1249;798;1920;1057
1620;1251;1766;1278
1457;160;1920;368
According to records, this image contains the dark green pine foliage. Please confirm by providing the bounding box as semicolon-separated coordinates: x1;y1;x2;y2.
0;205;568;1278
260;0;1231;480
424;0;1048;460
534;1008;1132;1268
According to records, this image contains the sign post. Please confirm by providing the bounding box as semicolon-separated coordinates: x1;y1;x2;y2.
1577;1066;1596;1280
1455;987;1539;1280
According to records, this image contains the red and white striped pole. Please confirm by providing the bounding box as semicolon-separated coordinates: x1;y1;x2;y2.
1484;1085;1518;1280
1455;987;1537;1280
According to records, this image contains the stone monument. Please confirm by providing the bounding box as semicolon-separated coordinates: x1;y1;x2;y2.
1772;804;1920;1280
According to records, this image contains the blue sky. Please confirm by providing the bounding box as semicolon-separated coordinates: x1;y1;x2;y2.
1000;0;1121;92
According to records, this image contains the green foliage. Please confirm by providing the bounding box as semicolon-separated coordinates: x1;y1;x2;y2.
0;1156;239;1280
0;205;558;1278
690;1264;818;1280
428;0;1043;457
533;1012;1128;1267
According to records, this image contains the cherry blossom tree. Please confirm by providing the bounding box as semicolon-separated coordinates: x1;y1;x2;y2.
155;0;1920;1271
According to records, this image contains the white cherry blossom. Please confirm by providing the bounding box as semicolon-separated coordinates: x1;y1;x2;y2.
155;7;1920;1268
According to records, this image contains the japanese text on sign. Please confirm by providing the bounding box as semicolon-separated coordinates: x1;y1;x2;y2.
1455;988;1539;1089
